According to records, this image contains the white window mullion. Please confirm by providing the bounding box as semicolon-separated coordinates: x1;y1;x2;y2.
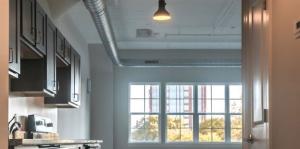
161;83;166;143
225;84;231;143
194;85;199;143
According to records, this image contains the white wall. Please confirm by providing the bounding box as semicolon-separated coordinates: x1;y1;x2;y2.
270;0;300;148
114;67;242;149
89;44;114;149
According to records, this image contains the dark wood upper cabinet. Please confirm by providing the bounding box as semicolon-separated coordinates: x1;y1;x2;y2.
35;2;47;55
9;0;21;78
20;0;35;45
45;17;57;95
10;16;56;97
10;0;82;108
45;49;81;108
20;0;46;56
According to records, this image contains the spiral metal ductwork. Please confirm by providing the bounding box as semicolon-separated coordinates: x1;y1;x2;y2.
83;0;122;66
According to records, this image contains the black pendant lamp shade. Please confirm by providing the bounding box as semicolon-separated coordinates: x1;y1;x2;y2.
153;0;171;21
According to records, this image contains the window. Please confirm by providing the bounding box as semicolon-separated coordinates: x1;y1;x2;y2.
198;85;226;142
128;83;242;143
166;85;194;142
229;85;243;142
129;84;160;143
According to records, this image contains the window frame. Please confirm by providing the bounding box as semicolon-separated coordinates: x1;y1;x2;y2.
128;82;242;144
128;82;162;144
165;83;195;143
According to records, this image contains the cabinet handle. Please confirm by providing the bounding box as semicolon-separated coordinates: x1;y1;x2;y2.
53;81;56;91
9;48;14;63
73;93;79;102
57;81;60;92
31;27;36;42
31;27;35;35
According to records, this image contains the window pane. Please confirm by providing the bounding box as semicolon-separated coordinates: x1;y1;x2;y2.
145;115;159;129
199;115;212;129
231;129;242;142
167;115;193;142
199;129;212;142
231;115;242;129
166;99;193;113
130;85;144;98
229;85;242;99
145;85;160;99
166;85;194;113
230;100;242;113
198;85;211;99
131;115;145;129
145;99;159;113
130;99;144;113
211;115;225;129
130;129;145;142
212;85;225;99
129;84;160;143
166;85;193;99
198;100;211;113
212;129;225;142
212;100;225;113
130;115;159;142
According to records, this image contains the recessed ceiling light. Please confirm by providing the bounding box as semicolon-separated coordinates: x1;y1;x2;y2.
153;0;171;21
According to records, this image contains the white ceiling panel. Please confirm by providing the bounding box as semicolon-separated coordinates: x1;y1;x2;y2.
65;0;241;49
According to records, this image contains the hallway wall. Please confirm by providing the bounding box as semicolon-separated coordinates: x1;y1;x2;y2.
89;44;115;149
270;0;300;148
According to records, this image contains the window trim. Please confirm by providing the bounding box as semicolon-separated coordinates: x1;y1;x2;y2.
128;82;242;144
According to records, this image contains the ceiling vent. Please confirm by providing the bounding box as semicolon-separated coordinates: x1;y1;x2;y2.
144;60;159;64
136;29;153;38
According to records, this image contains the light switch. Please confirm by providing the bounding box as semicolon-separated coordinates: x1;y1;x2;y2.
295;20;300;39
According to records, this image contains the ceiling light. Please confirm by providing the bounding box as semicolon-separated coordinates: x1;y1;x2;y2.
153;0;171;21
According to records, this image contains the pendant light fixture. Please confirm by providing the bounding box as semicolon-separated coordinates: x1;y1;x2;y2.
153;0;171;21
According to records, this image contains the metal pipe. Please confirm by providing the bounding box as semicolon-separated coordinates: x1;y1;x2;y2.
83;0;122;66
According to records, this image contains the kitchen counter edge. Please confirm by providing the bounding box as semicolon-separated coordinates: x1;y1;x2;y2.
9;139;103;146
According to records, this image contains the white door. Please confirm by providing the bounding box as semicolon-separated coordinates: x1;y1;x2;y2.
242;0;270;149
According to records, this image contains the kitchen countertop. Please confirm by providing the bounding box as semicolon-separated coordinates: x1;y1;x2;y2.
9;139;103;146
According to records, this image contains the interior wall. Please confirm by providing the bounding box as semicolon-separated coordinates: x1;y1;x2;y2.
0;0;9;147
8;0;91;139
89;44;114;149
270;0;300;148
114;67;242;149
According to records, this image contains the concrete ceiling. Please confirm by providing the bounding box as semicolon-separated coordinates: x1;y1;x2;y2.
66;0;241;50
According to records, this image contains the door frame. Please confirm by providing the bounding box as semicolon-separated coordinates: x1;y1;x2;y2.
242;0;271;149
0;0;9;148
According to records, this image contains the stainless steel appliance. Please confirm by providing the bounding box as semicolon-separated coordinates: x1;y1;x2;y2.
27;115;55;139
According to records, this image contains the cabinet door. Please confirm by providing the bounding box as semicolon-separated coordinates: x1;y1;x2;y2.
74;51;81;104
35;2;47;55
46;18;57;94
56;30;65;58
9;0;21;77
20;0;35;45
64;40;71;64
71;49;81;105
